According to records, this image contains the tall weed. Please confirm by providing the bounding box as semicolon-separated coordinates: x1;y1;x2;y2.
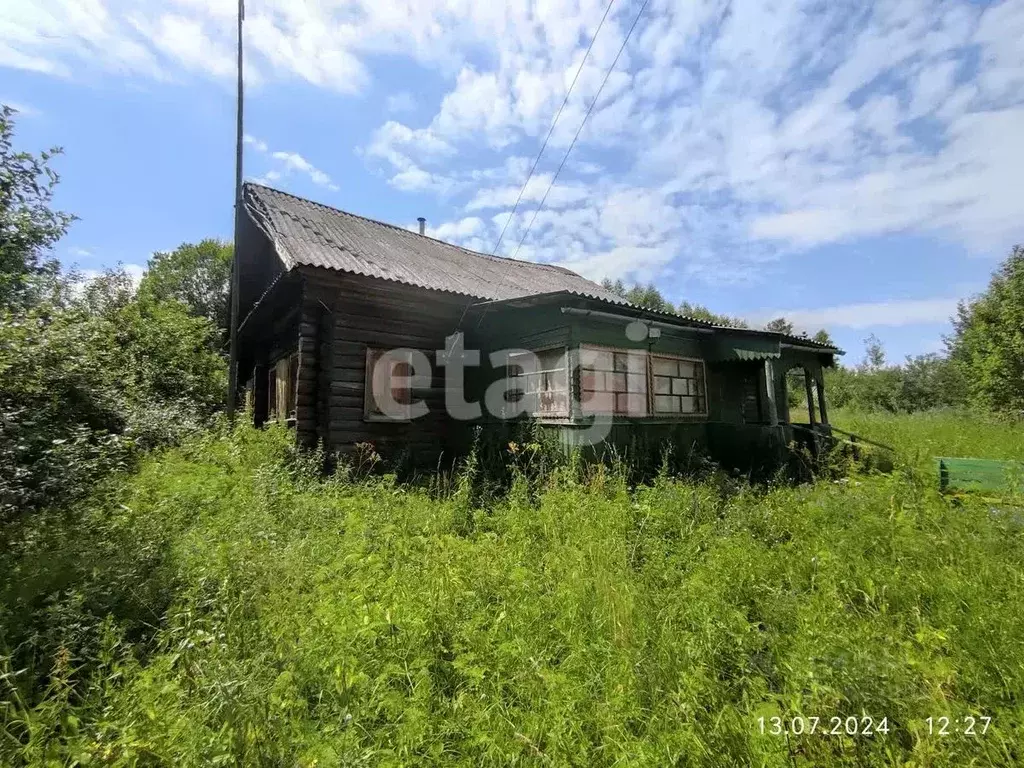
2;417;1023;765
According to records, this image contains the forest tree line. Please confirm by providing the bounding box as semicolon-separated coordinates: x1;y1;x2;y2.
602;250;1024;417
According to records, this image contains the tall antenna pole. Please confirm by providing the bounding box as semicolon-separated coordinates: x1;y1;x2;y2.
227;0;244;420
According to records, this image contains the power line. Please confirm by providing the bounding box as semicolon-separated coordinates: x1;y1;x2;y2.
505;0;651;267
486;0;617;262
446;0;617;347
470;0;652;332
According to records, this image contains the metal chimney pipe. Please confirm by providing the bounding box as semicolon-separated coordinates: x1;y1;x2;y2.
417;217;426;235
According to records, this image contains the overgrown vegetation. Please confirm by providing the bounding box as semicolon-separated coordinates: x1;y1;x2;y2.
3;101;1024;766
2;419;1023;765
832;408;1024;470
0;109;228;520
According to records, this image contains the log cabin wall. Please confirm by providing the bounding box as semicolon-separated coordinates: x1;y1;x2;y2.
315;300;334;446
300;267;477;463
238;271;304;427
295;300;319;447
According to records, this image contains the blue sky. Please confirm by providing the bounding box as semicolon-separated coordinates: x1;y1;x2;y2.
4;0;1023;362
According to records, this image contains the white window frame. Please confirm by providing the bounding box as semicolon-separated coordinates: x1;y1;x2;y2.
505;346;571;419
649;352;708;416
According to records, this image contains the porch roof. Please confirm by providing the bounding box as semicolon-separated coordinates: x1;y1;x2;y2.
467;291;844;356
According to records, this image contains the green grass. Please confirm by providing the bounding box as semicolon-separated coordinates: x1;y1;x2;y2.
832;408;1024;471
3;415;1024;766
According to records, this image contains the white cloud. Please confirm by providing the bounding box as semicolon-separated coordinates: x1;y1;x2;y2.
243;134;268;153
0;0;623;93
347;0;1023;286
386;91;416;113
428;216;486;243
245;134;338;191
558;245;676;284
271;151;337;190
465;174;591;211
366;120;454;169
5;0;1024;290
754;297;961;330
749;107;1024;250
129;13;235;79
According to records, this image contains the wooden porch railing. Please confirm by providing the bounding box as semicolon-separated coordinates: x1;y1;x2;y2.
791;423;897;457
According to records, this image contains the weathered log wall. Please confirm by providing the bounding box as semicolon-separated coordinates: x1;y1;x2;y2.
302;268;476;462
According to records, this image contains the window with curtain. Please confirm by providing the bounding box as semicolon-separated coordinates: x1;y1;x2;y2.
508;347;569;417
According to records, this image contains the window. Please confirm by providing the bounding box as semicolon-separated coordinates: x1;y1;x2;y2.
651;355;706;415
268;352;299;423
508;348;569;417
580;347;648;416
365;348;414;421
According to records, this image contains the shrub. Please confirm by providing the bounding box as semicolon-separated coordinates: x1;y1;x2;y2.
0;293;225;521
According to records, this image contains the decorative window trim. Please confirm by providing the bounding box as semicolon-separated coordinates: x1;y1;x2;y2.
649;352;708;416
505;345;571;419
364;347;416;423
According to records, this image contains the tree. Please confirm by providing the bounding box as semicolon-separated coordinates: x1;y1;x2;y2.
946;245;1024;413
0;105;75;309
601;278;627;298
137;239;233;335
898;353;965;412
2;268;227;519
862;334;886;370
765;317;834;344
601;279;675;313
812;329;834;346
678;301;750;328
764;317;795;335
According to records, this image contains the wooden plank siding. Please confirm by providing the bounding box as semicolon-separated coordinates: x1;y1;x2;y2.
295;300;319;447
235;247;839;475
301;267;476;461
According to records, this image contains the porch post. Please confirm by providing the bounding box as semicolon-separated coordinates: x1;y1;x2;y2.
815;371;829;425
803;368;817;426
763;359;779;426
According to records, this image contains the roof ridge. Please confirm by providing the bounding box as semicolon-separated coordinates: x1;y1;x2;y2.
243;181;580;276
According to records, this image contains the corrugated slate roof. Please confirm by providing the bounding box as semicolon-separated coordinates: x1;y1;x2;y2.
243;183;625;304
243;183;840;353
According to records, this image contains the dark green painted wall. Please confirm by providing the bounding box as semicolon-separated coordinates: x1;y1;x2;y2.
460;302;837;475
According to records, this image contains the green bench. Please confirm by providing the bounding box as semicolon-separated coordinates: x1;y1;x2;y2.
936;457;1024;494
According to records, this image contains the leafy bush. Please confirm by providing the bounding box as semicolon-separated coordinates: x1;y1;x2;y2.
0;290;226;520
948;245;1024;415
3;417;1023;766
0;108;227;520
0;105;74;311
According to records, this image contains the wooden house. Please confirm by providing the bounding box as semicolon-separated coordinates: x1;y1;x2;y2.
235;183;841;472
